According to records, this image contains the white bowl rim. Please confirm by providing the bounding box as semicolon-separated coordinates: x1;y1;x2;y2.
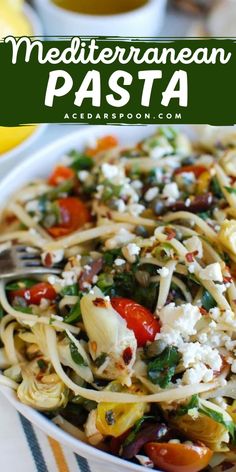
0;3;46;165
34;0;164;22
0;124;170;471
24;2;44;37
0;124;48;165
0;124;159;200
0;384;153;472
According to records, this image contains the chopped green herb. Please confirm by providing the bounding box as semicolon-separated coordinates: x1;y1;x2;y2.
70;341;87;366
96;273;114;293
224;186;236;195
64;300;82;324
38;195;47;214
103;248;122;266
201;290;217;311
176;395;199;416
101;182;122;202
13;306;33;314
47;179;74;200
176;396;235;439
211;177;223;198
61;284;79;296
37;359;47;371
72;395;97;411
123;416;154;447
6;279;36;291
154;243;174;262
94;352;107;368
69;151;94;171
199;404;235;439
147;346;181;388
198;211;212;221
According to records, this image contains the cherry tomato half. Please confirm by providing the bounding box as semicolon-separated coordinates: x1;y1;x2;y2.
86;135;118;156
145;442;213;472
47;197;91;238
10;282;56;305
111;298;160;347
48;166;75;186
174;165;207;178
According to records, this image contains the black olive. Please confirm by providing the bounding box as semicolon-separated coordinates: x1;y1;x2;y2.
135;225;149;238
151;198;166;216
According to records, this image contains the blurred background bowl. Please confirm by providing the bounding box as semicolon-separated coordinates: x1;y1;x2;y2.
0;3;46;165
33;0;167;37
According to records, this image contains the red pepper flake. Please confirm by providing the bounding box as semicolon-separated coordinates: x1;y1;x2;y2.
165;227;176;241
186;250;198;263
93;297;108;308
43;252;53;268
223;276;233;284
122;347;133;365
199;307;208;316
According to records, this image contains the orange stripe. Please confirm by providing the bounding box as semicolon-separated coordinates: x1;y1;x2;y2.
48;436;70;472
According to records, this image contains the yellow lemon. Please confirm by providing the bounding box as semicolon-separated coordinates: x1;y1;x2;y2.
0;126;37;155
0;1;35;155
0;0;33;38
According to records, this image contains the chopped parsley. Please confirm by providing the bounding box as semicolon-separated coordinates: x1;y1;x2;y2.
147;346;181;388
70;340;87;366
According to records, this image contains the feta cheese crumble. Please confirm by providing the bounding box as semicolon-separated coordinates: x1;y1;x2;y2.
198;263;223;282
144;187;159;202
158;303;201;339
101;163;119;179
122;243;141;263
105;229;135;250
162;182;180;203
78;170;89;182
114;258;126;266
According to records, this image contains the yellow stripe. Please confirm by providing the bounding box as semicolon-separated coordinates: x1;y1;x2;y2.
48;436;70;472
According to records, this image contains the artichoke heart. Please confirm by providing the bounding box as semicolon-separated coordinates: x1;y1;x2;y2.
58;337;93;384
80;287;137;381
171;398;233;452
17;359;68;411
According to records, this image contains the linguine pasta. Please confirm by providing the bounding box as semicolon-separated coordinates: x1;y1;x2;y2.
1;128;236;471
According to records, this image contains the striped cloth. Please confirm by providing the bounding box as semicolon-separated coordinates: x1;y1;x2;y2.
0;392;96;472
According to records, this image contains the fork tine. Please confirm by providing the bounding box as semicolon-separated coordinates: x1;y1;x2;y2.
18;253;41;261
14;245;41;263
15;245;40;255
21;260;42;267
0;245;62;279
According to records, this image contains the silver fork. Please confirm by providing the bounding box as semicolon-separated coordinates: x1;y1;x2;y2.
0;245;62;279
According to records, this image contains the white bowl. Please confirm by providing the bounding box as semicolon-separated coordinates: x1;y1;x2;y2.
0;4;46;165
0;124;189;472
24;2;44;37
33;0;167;36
